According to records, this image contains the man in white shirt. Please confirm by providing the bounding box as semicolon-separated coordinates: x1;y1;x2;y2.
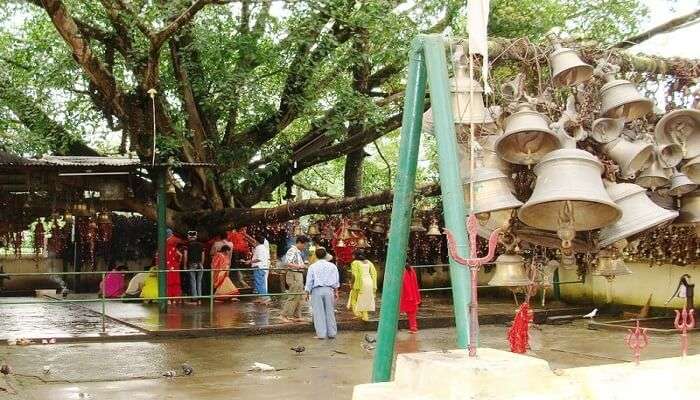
249;234;271;304
281;236;309;322
305;248;340;339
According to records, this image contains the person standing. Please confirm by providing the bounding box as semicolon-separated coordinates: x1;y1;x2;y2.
281;235;309;322
228;227;252;288
400;264;421;333
249;234;271;304
211;245;239;300
348;250;377;321
183;231;205;305
166;244;185;304
305;248;339;339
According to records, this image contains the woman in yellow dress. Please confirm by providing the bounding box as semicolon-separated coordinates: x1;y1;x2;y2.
211;245;239;301
348;250;377;321
140;266;159;303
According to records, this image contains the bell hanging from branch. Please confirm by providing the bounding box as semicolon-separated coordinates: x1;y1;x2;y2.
590;118;624;144
410;217;426;233
426;220;442;236
462;168;522;226
654;109;700;159
668;170;698;197
488;254;531;287
495;103;561;166
602;137;654;179
548;41;593;87
656;142;683;168
593;249;632;278
635;154;670;191
451;63;494;126
677;190;700;225
307;222;320;236
596;60;653;121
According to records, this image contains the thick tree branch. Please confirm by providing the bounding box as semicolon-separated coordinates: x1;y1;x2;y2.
615;9;700;49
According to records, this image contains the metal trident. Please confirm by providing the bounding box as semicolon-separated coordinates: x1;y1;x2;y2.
625;320;649;365
445;214;501;357
674;307;695;357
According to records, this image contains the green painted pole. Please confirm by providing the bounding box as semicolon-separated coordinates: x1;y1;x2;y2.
371;37;427;383
156;169;168;312
422;34;471;349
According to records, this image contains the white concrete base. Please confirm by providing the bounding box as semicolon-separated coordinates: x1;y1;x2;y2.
353;348;700;400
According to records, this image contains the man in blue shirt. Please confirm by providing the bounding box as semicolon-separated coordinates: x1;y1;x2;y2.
305;247;340;339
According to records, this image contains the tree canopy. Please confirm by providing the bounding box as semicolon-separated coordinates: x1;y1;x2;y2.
0;0;660;232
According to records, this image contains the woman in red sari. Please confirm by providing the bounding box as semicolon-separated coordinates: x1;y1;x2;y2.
211;245;239;301
166;242;185;304
400;264;421;333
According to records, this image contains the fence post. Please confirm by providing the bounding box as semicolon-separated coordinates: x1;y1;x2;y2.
101;271;106;333
156;169;168;312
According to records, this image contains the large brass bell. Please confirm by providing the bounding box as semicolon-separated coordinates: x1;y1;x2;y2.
488;254;531;287
495;103;561;165
668;170;698;197
593;250;632;278
518;149;622;231
677;190;700;225
549;43;593;87
654;109;700;159
600;79;653;121
602;137;654;179
451;64;494;125
463;168;522;220
590;118;624;144
598;182;678;248
635;154;670;190
682;155;700;184
656;143;683;168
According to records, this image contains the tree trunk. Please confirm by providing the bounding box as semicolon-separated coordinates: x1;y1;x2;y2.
343;148;366;197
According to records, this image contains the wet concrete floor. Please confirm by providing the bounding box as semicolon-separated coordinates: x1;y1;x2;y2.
1;321;698;400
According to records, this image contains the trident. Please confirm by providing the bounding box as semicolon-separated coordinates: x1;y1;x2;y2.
445;214;501;357
625;320;649;365
674;307;695;357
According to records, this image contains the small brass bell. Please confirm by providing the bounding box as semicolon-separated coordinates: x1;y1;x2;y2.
677;190;700;225
339;226;352;240
598;182;678;248
426;220;442;236
463;167;522;223
370;223;386;234
348;221;362;232
356;237;370;248
410;217;426;233
654;109;700;159
593;251;632;278
451;64;494;125
495;103;561;165
682;155;700;184
549;43;593;87
668;170;698;197
457;135;511;181
656;143;683;168
635;154;670;190
590;118;624;144
307;223;320;236
600;79;653;121
602;137;654;179
488;254;531;287
518;149;622;231
336;238;346;248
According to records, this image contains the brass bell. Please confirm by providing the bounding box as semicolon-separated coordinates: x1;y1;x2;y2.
356;237;370;248
682;155;700;184
549;43;593;87
457;135;511;181
656;143;683;168
635;154;670;190
590;118;624;144
336;238;346;248
677;190;700;225
348;221;362;232
451;64;494;125
600;79;653;121
519;149;622;231
410;217;426;233
463;167;522;222
602;137;654;179
426;220;442;236
495;103;561;165
654;109;700;159
339;226;353;240
307;223;320;236
648;190;676;211
598;182;678;248
370;223;385;235
668;170;698;197
593;250;632;278
488;254;531;287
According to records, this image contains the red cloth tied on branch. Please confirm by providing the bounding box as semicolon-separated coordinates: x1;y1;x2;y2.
507;302;533;354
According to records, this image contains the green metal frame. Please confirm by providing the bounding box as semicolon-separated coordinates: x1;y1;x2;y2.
156;170;168;312
372;34;472;382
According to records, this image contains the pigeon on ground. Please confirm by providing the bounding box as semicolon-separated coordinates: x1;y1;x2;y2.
361;343;375;352
290;346;305;355
582;308;598;319
162;370;176;378
249;362;275;372
181;363;193;376
1;362;11;375
364;334;376;344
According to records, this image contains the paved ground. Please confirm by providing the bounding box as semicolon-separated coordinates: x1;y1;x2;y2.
1;320;698;400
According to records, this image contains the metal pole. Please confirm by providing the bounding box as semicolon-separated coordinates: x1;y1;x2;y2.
552;268;561;300
101;271;106;333
156;169;168;312
422;34;471;349
371;37;426;383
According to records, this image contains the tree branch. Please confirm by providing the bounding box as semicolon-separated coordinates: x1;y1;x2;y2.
614;8;700;49
293;178;337;199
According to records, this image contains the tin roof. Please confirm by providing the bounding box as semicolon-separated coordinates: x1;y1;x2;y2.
0;151;214;170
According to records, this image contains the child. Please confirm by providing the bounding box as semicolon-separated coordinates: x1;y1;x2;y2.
400;264;421;333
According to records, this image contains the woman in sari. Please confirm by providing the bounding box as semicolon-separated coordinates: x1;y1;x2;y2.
140;267;159;303
348;250;377;321
211;245;239;301
166;243;185;304
101;265;126;298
